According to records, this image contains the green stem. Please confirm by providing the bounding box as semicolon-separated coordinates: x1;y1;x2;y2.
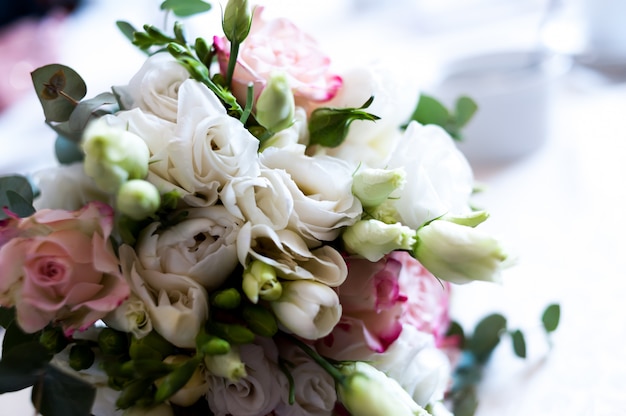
240;82;254;124
287;334;346;385
226;40;240;88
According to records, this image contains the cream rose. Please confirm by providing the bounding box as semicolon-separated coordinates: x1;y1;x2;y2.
118;245;208;348
387;122;474;229
136;206;243;291
260;145;362;246
114;52;190;122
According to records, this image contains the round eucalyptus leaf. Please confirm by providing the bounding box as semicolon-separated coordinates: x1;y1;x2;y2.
31;64;87;122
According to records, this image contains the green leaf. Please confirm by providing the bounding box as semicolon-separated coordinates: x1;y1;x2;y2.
2;320;41;353
54;135;84;165
468;313;507;363
31;64;87;122
445;321;466;349
452;385;479;416
409;94;450;127
0;342;51;393
0;175;34;218
32;364;96;416
0;307;15;328
455;96;478;128
511;329;527;358
542;303;561;333
116;20;138;43
160;0;212;17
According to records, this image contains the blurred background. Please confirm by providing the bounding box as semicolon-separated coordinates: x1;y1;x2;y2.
1;0;625;414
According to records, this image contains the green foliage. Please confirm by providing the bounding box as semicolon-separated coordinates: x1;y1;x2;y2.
308;97;380;148
31;365;96;416
116;20;138;44
511;329;527;358
31;64;87;122
542;303;561;333
468;313;507;363
54;135;84;164
407;93;478;140
160;0;212;17
0;175;35;219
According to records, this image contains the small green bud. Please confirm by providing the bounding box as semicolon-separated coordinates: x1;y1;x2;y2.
209;322;255;345
98;327;129;356
130;359;173;378
166;42;188;57
116;378;154;410
117;179;161;220
242;260;282;304
255;72;295;134
39;327;68;354
144;24;172;43
242;304;278;337
123;403;174;416
69;344;95;371
342;219;416;262
352;167;406;208
194;37;211;65
222;0;253;44
196;327;231;356
130;331;175;361
210;288;242;309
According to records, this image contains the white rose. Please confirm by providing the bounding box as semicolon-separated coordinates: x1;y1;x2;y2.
387;122;474;229
114;52;190;122
260;146;362;246
313;65;419;168
136;206;243;291
118;245;209;348
271;280;342;340
220;167;294;230
370;325;451;406
274;342;336;416
33;163;110;211
207;340;286;416
237;222;347;287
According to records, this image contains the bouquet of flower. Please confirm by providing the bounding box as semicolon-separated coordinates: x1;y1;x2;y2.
0;1;556;415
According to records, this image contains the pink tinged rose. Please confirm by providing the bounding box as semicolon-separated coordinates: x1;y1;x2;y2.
0;202;129;334
213;7;342;111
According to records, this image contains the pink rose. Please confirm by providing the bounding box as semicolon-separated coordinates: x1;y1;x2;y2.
390;251;451;347
0;202;129;334
214;7;342;112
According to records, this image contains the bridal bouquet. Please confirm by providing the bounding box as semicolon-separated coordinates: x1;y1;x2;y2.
0;1;554;415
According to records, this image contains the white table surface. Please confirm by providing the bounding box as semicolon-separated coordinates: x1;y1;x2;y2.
1;0;626;415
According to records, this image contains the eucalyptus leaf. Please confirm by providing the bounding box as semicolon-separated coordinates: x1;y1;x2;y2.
160;0;212;17
2;320;41;353
409;94;450;127
32;364;96;416
445;321;466;349
0;307;15;328
6;191;35;218
68;92;118;136
0;342;51;393
542;303;561;333
116;20;137;43
455;96;478;128
511;329;527;358
31;64;87;122
0;175;34;218
452;385;479;416
54;135;84;165
468;313;507;363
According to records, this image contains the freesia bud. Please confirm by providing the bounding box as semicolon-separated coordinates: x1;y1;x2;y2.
210;288;242;309
337;362;429;416
255;72;295;134
242;304;278;337
116;179;161;220
154;356;202;404
342;219;416;262
414;220;510;284
123;403;174;416
39;327;68;354
352;167;406;207
222;0;253;44
210;322;256;345
242;260;282;303
98;327;129;356
156;355;208;407
82;117;150;193
270;280;341;340
204;346;247;381
129;331;175;361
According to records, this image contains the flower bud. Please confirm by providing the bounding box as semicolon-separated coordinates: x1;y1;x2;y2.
156;355;208;407
129;331;175;361
197;335;231;356
210;322;256;345
39;326;69;354
116;179;161;220
441;210;490;227
154;356;202;404
104;295;152;339
116;378;154;410
368;200;402;225
242;304;278;337
414;220;510;284
222;0;253;44
242;260;282;304
123;403;174;416
255;72;295;134
204;345;247;381
82;117;150;193
352;167;406;207
69;344;95;371
210;288;242;309
98;327;129;356
337;362;429;416
342;219;416;262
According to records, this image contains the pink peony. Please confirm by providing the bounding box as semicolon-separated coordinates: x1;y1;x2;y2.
0;202;129;334
213;7;342;112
